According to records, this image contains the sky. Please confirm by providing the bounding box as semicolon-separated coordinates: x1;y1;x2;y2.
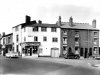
0;0;100;34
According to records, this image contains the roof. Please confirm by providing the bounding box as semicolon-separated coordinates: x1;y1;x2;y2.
24;23;60;28
61;22;99;30
13;21;60;28
2;33;13;37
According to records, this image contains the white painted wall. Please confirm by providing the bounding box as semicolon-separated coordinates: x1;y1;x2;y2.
23;26;61;56
12;25;22;54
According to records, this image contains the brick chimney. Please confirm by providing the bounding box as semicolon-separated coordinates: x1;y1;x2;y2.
25;15;31;23
69;16;73;27
38;20;42;24
92;19;96;28
58;16;61;26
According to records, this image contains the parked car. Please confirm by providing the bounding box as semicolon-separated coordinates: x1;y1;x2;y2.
5;52;20;58
94;56;100;60
64;53;80;59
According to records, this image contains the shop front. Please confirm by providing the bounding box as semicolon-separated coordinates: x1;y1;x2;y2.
21;42;40;56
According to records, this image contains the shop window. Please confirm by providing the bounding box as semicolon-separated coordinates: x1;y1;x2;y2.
34;36;38;42
51;27;56;32
41;27;47;32
52;37;58;42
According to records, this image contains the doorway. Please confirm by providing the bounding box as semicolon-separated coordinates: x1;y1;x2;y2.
84;48;88;58
80;48;83;56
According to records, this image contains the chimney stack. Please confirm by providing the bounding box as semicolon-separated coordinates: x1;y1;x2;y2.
25;15;31;23
58;16;61;26
69;16;73;27
92;19;96;28
38;20;42;24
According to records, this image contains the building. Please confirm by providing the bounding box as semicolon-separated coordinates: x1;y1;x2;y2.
12;15;61;57
1;33;13;55
59;17;99;58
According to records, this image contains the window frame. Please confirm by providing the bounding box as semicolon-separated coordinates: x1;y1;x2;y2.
51;27;57;32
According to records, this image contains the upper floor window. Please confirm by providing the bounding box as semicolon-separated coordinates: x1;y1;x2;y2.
15;26;19;31
75;38;79;42
24;27;26;32
3;38;5;44
33;27;38;32
43;36;47;41
94;32;98;36
24;37;26;42
8;36;11;43
41;27;47;32
63;30;67;35
51;28;56;32
16;35;19;42
52;37;58;42
34;36;38;42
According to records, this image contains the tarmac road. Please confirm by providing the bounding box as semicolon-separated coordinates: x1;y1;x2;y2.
0;56;100;75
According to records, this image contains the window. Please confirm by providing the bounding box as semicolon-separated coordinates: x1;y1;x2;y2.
94;38;97;44
33;27;38;31
94;32;97;36
15;26;19;31
8;36;11;43
75;38;79;42
24;37;26;42
51;28;56;32
34;36;38;41
43;37;47;41
41;27;47;32
39;48;43;53
24;27;26;32
52;37;58;42
63;30;67;35
16;45;19;52
3;38;5;44
16;35;19;42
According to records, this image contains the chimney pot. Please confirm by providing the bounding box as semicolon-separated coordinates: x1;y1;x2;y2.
69;16;73;27
38;20;42;24
92;19;96;28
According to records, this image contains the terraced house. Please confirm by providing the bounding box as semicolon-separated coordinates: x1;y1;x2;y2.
60;17;99;58
0;15;99;58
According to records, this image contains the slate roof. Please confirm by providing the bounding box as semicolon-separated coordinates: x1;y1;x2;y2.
61;22;99;30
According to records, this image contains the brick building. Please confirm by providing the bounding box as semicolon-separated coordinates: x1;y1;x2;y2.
58;16;99;58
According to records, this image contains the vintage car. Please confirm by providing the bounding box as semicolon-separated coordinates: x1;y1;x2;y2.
64;53;80;59
5;52;20;58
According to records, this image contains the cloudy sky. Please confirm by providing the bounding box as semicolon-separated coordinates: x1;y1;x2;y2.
0;0;100;34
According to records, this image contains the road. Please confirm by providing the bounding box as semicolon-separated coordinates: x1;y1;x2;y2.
0;56;100;75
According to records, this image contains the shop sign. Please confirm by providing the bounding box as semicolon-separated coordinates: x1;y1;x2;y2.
27;42;40;46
